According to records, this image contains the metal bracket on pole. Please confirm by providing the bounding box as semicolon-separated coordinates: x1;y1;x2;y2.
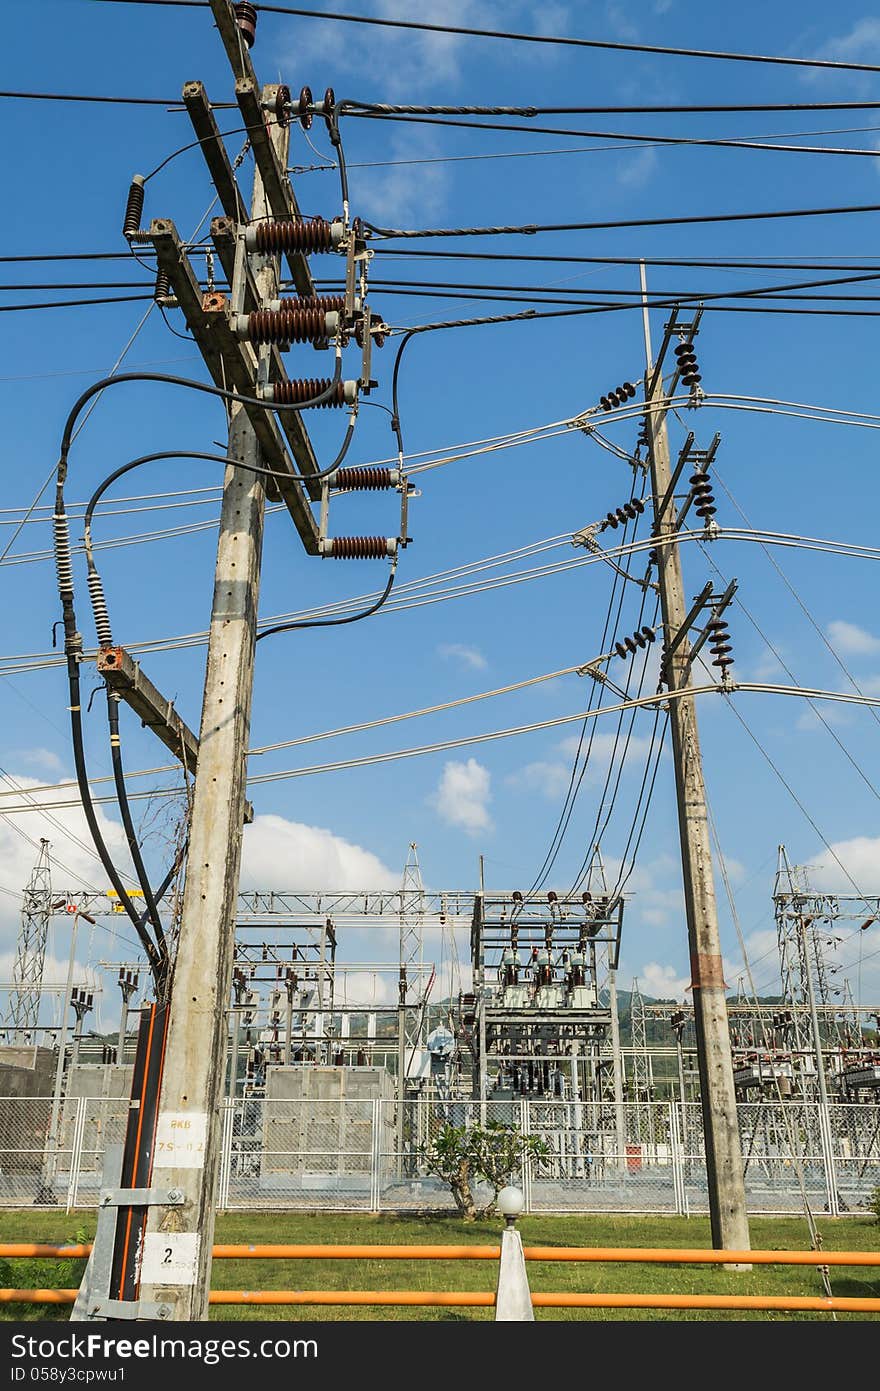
684;579;738;678
72;1150;185;1323
659;581;713;686
675;434;721;532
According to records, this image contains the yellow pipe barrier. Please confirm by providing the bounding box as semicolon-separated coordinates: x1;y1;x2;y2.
4;1242;880;1266
2;1288;880;1313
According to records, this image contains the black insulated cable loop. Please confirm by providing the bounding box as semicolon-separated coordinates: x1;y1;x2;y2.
256;562;397;643
106;690;169;967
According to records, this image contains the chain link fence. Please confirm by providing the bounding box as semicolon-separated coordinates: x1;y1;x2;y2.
0;1095;877;1213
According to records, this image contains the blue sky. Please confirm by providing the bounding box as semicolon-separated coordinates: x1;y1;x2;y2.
4;1;880;1028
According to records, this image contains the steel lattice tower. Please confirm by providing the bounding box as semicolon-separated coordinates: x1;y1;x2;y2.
7;840;52;1040
398;843;427;1092
629;976;652;1101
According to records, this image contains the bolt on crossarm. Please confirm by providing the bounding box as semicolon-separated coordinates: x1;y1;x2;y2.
639;263;750;1254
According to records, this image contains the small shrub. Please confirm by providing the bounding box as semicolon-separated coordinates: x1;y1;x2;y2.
418;1120;549;1220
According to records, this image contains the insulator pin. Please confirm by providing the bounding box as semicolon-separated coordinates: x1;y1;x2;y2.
87;571;113;648
297;85;313;129
53;513;74;599
689;470;716;519
122;176;145;240
330;467;399;491
600;381;637;411
262;378;358;408
319;536;398;559
599;497;645;531
234;2;258;47
674;340;701;386
245;218;344;255
614;626;655;660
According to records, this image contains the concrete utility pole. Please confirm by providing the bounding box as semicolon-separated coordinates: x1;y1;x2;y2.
640;265;750;1252
139;114;289;1322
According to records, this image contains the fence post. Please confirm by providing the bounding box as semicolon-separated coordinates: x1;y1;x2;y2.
217;1099;234;1211
370;1099;381;1213
669;1101;686;1216
520;1098;533;1214
66;1096;87;1214
818;1102;840;1218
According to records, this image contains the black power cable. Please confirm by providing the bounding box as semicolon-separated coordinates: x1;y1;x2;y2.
95;2;880;77
345;108;880;162
366;201;880;241
256;564;397;643
106;691;169;970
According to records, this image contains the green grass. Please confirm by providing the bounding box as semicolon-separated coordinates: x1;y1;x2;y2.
0;1210;877;1321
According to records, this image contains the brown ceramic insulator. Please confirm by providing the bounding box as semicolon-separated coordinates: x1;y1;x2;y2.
297;85;312;129
153;269;171;301
333;467;395;491
323;87;336;119
123;178;145;239
246;306;333;344
234;3;258;47
327;536;390;560
272;85;292;127
251;218;339;254
278;294;345;314
271;378;348;408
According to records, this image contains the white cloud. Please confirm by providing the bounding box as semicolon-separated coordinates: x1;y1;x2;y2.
795;703;852;732
352;129;452;225
437;642;487;671
6;749;64;774
0;775;130;953
280;0;558;93
508;731;659;799
429;758;492;834
616;147;658;189
814;18;880;64
335;971;393;1008
827;619;880;656
240;815;397;890
637;962;690;1000
806;834;880;893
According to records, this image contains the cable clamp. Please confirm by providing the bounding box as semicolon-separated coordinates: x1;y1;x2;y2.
571;410;596;435
571;525;600;552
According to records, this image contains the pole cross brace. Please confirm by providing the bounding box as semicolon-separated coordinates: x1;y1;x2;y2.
99;1185;184;1209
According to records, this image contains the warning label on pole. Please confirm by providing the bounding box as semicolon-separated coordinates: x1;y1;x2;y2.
153;1112;208;1168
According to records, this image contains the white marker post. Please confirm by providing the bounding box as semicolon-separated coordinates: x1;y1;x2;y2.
494;1186;534;1321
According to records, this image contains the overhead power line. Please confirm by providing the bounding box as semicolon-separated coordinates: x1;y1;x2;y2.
95;2;880;76
10;87;880;115
5;682;880;814
367;202;880;240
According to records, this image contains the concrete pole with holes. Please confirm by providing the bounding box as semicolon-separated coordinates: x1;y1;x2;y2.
640;265;750;1255
139;111;289;1321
